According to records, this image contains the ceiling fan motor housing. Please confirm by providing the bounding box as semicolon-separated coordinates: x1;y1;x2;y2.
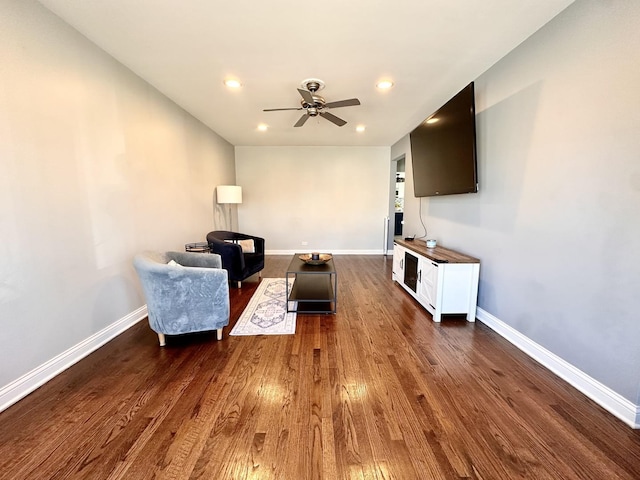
306;81;321;92
301;95;325;113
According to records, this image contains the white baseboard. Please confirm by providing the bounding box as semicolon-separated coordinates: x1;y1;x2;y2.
266;249;385;255
476;307;640;429
0;306;147;414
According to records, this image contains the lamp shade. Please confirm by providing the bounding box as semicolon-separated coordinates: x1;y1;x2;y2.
217;185;242;204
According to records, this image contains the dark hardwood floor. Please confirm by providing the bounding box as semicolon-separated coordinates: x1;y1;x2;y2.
1;255;639;479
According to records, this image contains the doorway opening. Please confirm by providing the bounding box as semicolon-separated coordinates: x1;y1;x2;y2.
387;155;405;252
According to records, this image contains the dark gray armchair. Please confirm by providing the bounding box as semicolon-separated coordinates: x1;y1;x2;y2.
133;251;230;346
206;231;265;287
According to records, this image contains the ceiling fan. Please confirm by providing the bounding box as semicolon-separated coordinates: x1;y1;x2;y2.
263;79;361;127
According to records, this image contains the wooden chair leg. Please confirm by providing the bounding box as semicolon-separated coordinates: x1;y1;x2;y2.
157;332;166;347
216;328;223;340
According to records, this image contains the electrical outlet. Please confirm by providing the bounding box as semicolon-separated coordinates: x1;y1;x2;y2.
301;241;308;246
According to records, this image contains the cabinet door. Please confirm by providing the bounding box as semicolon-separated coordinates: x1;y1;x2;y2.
440;264;475;313
418;257;438;310
404;251;419;293
392;244;405;280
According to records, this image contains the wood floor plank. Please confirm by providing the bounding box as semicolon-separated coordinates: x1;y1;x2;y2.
0;254;639;479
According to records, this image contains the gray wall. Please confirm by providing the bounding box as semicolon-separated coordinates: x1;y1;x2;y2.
0;1;235;390
394;0;640;403
236;146;391;253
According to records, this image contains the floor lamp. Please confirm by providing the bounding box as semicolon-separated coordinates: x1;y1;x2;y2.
216;185;242;231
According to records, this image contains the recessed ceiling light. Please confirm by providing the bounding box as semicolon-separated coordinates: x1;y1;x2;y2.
376;80;394;90
257;124;268;131
224;79;242;88
356;125;366;132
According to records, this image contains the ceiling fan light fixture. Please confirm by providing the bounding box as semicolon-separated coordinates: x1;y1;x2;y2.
224;78;242;88
376;80;394;90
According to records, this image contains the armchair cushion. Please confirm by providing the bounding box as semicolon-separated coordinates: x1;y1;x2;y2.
225;238;255;253
133;251;230;341
206;231;265;285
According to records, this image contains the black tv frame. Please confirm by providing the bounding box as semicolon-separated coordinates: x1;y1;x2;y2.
410;82;478;197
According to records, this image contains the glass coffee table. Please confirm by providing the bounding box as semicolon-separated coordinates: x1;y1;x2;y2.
286;254;337;314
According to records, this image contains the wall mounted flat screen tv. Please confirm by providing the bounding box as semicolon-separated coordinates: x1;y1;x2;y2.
410;82;478;197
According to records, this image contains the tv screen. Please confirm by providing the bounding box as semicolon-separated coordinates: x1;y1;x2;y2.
410;82;478;197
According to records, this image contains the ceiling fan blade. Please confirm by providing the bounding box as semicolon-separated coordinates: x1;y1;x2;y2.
320;111;347;127
263;107;303;112
294;114;310;127
297;88;315;105
324;98;361;109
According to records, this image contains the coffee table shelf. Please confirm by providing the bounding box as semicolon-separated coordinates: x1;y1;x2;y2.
286;255;337;314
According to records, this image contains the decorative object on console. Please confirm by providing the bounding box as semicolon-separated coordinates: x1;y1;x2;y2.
216;185;242;231
426;239;437;248
206;230;265;288
133;251;230;346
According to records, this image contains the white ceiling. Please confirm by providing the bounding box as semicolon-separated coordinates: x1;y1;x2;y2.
37;0;574;147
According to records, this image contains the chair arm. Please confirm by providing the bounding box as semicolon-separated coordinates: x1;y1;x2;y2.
207;238;246;271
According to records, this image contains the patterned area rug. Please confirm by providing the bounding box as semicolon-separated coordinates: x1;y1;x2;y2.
230;278;297;336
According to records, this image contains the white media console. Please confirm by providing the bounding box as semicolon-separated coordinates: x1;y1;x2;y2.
392;238;480;322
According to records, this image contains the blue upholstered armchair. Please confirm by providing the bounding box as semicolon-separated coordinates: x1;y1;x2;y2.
133;251;230;346
206;231;265;288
